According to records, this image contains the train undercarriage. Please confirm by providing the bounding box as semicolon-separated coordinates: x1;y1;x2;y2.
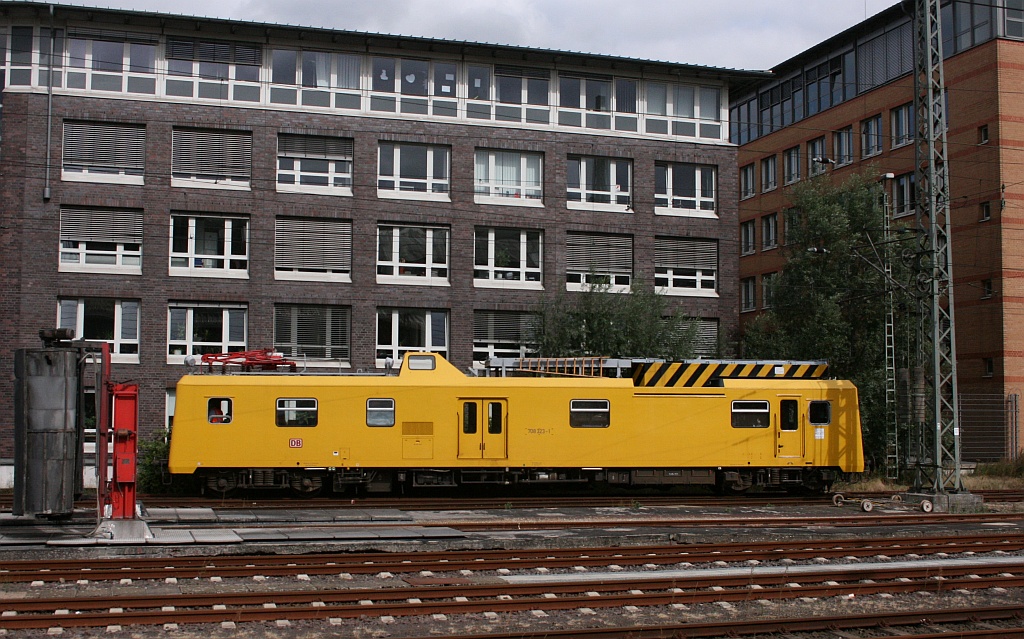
196;466;840;497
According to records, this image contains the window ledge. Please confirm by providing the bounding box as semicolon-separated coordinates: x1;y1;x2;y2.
62;172;144;186
566;283;630;294
59;264;142;276
275;271;352;283
277;184;353;197
171;178;251;191
377;189;450;202
474;195;544;208
474;279;544;291
566;201;632;213
654;207;718;219
657;288;719;298
169;268;249;279
376;275;451;287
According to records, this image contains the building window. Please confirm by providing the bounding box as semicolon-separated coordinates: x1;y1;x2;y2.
783;146;801;184
653;237;718;297
376;308;448;364
1009;1;1024;38
566;155;632;211
473;227;542;288
783;208;801;245
270;48;361;90
833;126;853;166
274;217;352;282
474;149;543;204
760;156;777;192
692;319;720;357
983;357;994;377
274;304;350;363
171;127;252;189
980;201;991;222
59;207;142;275
654;162;716;216
981;278;993;299
978;124;989;144
740;278;756;312
473;310;536;362
761;273;777;309
893;173;916;218
165;37;262;101
495;66;550;106
276;134;353;195
808;137;826;175
62;120;145;184
739;163;755;199
58;298;139;362
861;115;883;158
377;142;450;200
170;214;248;278
167;304;246;360
66;35;158;95
891;103;914;148
377;225;449;285
740;220;756;255
762;213;778;250
565;231;632;292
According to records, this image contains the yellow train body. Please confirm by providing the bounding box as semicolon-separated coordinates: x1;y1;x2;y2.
168;353;863;494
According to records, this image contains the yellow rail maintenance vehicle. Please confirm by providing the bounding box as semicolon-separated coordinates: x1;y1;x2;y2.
167;352;863;496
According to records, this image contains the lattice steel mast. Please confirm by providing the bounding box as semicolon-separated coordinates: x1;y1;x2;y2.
911;0;964;493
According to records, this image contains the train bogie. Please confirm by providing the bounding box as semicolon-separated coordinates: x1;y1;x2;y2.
167;353;863;495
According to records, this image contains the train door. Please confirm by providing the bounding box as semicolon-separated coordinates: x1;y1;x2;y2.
458;399;508;460
776;399;804;458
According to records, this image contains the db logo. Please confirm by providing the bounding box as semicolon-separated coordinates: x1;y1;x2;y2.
288;438;303;448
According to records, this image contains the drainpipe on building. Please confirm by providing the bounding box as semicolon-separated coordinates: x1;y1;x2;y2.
43;4;55;201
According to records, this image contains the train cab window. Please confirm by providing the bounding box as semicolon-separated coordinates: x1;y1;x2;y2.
208;398;232;424
463;402;477;434
487;402;502;434
276;398;318;427
780;399;799;432
809;400;832;425
570;399;610;428
407;354;436;370
731;400;769;428
366;398;395;427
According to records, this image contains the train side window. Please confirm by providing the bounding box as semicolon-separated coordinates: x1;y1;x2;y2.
809;400;831;425
780;399;799;431
463;402;477;434
208;398;232;424
731;400;769;428
407;355;436;370
570;399;610;428
276;398;318;427
487;402;502;434
366;398;395;427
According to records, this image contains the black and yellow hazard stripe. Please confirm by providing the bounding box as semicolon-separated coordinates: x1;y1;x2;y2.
632;360;828;388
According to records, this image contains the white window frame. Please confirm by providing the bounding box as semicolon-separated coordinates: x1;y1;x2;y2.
893;173;916;218
566;155;632;213
473;149;544;206
739;163;755;199
891;103;914;148
473;227;543;290
377;142;450;201
760;156;777;192
653;237;719;298
169;214;249;279
276;134;353;196
171;127;252;190
473;310;537;363
164;37;263;103
375;308;448;366
783;147;800;185
167;303;247;363
376;225;450;286
62;120;145;185
762;273;777;310
274;217;352;283
861;115;883;158
59;207;143;275
565;232;632;293
65;36;158;96
57;298;140;363
762;213;778;250
654;162;717;218
274;303;351;366
740;220;756;256
808;137;827;176
740;277;756;312
833;126;853;166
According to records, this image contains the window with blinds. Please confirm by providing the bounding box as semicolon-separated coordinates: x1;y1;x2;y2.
57;297;140;362
274;304;350;362
473;310;537;361
275;217;352;282
167;303;246;360
62;121;145;183
693;318;719;357
171;127;252;188
277;134;354;195
59;207;143;274
565;231;632;291
653;237;717;295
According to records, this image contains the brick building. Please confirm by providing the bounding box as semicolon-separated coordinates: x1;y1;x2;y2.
0;2;762;473
731;2;1023;460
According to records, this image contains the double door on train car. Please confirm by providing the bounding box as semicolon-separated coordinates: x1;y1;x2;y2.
776;399;804;459
458;398;508;459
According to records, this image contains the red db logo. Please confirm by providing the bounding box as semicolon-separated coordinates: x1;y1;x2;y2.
289;438;303;448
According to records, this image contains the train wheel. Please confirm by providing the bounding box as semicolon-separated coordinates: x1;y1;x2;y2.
203;472;238;497
289;473;325;497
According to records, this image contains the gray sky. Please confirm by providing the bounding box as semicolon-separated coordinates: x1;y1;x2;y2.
57;0;901;70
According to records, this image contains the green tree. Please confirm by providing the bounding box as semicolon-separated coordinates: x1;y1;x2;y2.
742;172;901;468
533;279;701;359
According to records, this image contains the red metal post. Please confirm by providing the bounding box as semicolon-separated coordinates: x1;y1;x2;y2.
96;343;111;522
108;383;139;519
